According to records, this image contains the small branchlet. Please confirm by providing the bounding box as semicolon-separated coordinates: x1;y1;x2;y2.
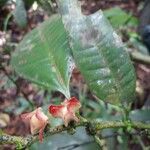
0;119;150;149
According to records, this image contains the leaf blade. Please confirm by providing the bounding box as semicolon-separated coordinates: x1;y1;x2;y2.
11;15;73;98
129;108;150;122
58;0;136;104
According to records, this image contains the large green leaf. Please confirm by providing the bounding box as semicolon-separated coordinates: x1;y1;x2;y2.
11;15;73;98
57;0;136;104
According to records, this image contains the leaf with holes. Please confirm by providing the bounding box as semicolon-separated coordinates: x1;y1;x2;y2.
11;15;74;98
58;0;136;105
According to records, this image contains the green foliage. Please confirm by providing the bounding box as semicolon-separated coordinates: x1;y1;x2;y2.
0;0;6;7
129;108;150;122
58;0;136;105
11;0;136;105
11;15;73;98
13;0;27;28
30;127;99;150
104;7;138;28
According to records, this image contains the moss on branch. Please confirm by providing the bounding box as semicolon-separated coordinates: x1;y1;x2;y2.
0;119;150;149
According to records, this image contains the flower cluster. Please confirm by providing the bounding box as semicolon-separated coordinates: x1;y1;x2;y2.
49;97;81;127
21;97;81;142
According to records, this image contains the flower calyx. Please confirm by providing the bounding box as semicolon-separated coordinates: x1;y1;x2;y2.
21;107;48;142
49;97;81;127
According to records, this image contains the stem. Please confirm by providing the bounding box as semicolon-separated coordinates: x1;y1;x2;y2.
3;12;13;31
136;136;147;150
0;120;150;149
0;133;32;149
94;121;150;130
130;51;150;65
94;135;103;149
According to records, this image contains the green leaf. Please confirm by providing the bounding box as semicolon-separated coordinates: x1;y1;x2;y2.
30;127;99;150
58;0;136;105
104;7;130;28
13;0;27;28
103;7;138;28
11;15;73;98
129;108;150;122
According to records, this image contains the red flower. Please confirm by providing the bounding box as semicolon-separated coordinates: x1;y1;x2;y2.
21;107;48;142
49;97;81;126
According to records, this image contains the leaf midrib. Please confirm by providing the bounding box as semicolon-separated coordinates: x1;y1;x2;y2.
38;20;68;94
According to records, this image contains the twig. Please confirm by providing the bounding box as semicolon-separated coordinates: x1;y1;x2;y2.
136;136;150;150
0;133;32;149
94;135;103;149
130;51;150;65
0;119;150;149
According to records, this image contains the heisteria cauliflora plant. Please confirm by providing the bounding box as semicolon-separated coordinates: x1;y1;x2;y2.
0;0;149;149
